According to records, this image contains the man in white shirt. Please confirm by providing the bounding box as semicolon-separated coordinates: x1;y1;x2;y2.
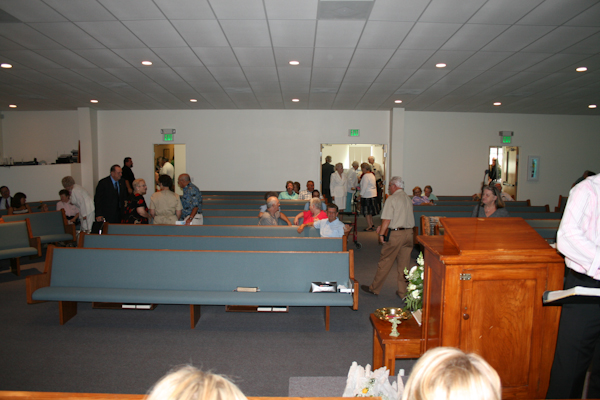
313;204;351;237
0;186;12;210
298;181;315;200
159;157;174;180
345;162;359;211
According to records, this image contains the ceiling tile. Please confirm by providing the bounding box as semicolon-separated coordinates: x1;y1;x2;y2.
420;0;487;23
357;21;413;49
73;49;131;68
368;0;429;22
172;20;229;47
400;22;462;50
469;0;543;24
0;49;63;69
481;25;555;52
278;66;311;82
386;50;435;69
104;67;153;83
152;47;203;67
313;47;354;68
280;81;310;92
233;47;275;67
242;67;278;81
192;47;239;67
43;0;117;21
517;0;599;26
454;51;513;71
249;81;281;92
522;26;600;53
310;68;346;84
36;49;98;68
76;21;147;48
29;22;105;49
205;66;246;81
348;48;395;69
220;20;271;47
0;23;63;50
264;0;318;19
112;48;169;67
122;20;188;48
153;0;215;20
97;0;165;20
342;68;381;82
315;20;365;48
374;69;415;85
441;24;509;51
490;52;552;71
269;20;316;48
209;0;266;19
172;66;215;82
0;0;66;22
273;47;314;67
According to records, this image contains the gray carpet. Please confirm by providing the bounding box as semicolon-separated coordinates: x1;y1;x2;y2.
0;219;418;396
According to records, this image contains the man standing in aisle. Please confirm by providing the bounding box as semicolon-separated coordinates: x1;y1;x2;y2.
94;165;127;223
177;173;203;225
547;173;600;399
159;157;175;180
345;162;359;212
368;156;384;208
322;156;334;203
122;157;135;195
361;176;414;300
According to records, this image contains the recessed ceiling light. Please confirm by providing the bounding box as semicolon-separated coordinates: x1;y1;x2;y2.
90;99;98;103
589;104;597;109
493;102;502;106
141;61;152;66
435;63;446;68
289;61;300;66
1;63;12;69
394;100;402;104
576;67;587;72
9;104;16;108
292;98;300;102
190;99;198;102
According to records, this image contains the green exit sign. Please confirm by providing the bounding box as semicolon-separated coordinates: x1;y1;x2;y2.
163;134;174;142
349;129;360;137
502;136;512;144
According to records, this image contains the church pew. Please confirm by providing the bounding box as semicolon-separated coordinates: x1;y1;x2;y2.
0;220;42;276
555;195;568;213
202;191;267;196
414;205;549;212
203;209;303;217
3;210;75;245
79;233;346;252
433;200;531;207
103;223;322;237
203;202;308;211
28;246;357;330
0;391;352;400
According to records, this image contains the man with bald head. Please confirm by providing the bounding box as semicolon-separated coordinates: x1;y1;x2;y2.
259;196;285;226
177;173;203;225
368;156;384;208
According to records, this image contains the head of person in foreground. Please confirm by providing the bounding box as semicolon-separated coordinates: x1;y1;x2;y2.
147;365;247;400
401;347;501;400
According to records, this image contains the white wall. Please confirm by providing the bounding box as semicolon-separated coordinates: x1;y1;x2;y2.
97;110;390;194
1;110;79;164
401;111;600;206
0;164;78;202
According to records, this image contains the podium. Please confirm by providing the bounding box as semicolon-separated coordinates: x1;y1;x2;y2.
417;217;564;399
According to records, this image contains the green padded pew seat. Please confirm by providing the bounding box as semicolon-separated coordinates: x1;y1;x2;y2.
0;220;42;276
3;210;75;244
104;223;321;237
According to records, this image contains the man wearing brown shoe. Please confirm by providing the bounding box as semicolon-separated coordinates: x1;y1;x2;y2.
361;176;414;300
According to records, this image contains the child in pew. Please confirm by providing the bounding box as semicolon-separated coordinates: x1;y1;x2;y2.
56;189;80;226
7;192;32;215
147;365;247;400
402;347;501;400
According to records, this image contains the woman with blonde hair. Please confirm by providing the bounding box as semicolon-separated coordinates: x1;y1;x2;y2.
402;347;501;400
147;365;247;400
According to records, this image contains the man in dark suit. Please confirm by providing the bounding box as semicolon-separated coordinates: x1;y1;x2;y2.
94;164;127;223
321;155;334;204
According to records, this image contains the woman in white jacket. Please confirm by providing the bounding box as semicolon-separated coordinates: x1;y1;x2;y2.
330;163;347;209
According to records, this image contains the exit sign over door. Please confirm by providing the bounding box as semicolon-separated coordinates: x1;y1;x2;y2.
349;129;360;137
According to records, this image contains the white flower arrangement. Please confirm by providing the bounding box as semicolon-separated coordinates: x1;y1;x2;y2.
403;252;424;311
342;362;403;400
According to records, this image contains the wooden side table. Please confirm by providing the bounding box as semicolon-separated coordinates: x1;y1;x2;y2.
370;313;423;375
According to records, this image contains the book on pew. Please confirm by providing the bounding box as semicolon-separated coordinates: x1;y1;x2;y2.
236;286;260;292
543;286;600;305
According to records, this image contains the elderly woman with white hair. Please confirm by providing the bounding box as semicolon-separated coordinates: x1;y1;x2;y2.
294;197;327;233
61;176;95;232
122;178;150;224
330;162;348;209
358;162;379;231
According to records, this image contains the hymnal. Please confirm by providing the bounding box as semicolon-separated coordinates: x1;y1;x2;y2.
543;286;600;305
236;287;259;292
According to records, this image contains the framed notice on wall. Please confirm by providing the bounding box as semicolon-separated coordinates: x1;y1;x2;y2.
527;155;540;181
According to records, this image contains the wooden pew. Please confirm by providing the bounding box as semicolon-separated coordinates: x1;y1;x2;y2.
0;220;42;276
0;391;352;400
79;233;347;252
203;209;303;217
556;195;568;213
3;210;75;245
27;246;358;330
103;223;323;237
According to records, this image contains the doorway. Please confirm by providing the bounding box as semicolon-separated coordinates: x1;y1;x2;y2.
488;146;518;200
154;144;186;195
320;143;386;193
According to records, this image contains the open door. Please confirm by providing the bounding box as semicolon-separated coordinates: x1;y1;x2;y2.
154;144;186;195
489;146;518;200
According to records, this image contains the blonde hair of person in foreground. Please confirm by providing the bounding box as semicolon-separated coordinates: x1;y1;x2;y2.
401;347;501;400
147;365;247;400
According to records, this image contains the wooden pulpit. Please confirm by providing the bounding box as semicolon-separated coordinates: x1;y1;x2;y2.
417;217;564;399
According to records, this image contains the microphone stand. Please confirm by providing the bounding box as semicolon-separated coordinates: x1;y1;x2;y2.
476;170;489;217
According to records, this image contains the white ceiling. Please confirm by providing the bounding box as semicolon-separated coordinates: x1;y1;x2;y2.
0;0;599;114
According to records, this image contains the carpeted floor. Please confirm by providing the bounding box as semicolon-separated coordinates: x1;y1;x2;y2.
0;217;419;397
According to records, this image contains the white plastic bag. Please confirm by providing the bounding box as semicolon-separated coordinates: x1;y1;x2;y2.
342;361;403;400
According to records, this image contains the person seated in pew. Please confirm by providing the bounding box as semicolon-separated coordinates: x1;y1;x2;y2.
278;180;299;200
295;197;327;233
8;192;32;215
150;175;182;224
471;185;510;218
411;186;432;206
122;179;150;224
293;181;301;196
56;189;80;225
311;203;351;237
494;183;514;202
258;196;290;226
401;347;501;400
303;190;327;211
147;365;247;400
423;185;438;203
258;191;291;225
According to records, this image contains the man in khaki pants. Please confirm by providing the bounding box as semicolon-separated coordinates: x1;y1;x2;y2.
361;176;414;302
